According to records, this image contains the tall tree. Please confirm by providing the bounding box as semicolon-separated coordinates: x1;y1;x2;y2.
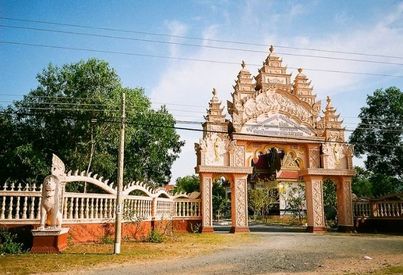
174;175;199;194
349;87;403;195
0;59;184;186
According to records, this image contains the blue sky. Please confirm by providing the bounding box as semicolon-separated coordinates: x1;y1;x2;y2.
1;1;403;182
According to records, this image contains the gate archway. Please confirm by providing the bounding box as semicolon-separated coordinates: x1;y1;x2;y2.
195;47;355;233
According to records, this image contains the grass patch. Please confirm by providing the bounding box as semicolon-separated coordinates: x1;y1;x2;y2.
373;265;403;274
0;233;255;274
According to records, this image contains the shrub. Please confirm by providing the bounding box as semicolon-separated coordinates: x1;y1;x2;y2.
146;229;164;243
0;229;23;254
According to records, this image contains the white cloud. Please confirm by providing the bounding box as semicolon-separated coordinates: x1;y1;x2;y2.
164;20;188;57
152;3;403;182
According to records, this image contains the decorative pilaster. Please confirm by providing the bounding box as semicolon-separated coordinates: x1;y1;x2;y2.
200;173;214;233
304;176;326;232
230;175;249;233
336;177;354;232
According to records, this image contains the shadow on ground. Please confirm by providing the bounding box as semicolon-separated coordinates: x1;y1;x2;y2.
214;222;307;233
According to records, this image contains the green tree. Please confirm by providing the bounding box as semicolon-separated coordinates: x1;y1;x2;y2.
174;175;199;194
0;59;184;186
352;166;372;197
323;179;337;226
212;179;230;221
349;87;402;195
248;189;267;220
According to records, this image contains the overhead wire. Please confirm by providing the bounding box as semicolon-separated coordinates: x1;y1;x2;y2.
2;24;403;67
2;40;403;78
1;95;403;124
1;108;401;134
1;16;403;60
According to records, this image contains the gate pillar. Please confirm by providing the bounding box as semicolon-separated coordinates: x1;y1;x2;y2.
336;176;354;232
230;174;249;233
304;176;326;232
200;173;214;233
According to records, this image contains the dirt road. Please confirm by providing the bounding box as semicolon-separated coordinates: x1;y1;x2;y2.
82;231;403;274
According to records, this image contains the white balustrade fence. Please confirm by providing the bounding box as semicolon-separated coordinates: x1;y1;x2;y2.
353;199;403;219
0;182;201;225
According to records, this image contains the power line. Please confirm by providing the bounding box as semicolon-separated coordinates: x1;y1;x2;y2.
1;109;401;133
1;110;401;148
1;93;403;123
2;24;403;67
2;40;403;79
1;16;403;60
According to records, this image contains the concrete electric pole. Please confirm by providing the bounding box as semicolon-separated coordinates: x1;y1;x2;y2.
114;91;126;254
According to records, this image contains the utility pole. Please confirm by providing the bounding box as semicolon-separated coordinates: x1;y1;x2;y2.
114;91;125;254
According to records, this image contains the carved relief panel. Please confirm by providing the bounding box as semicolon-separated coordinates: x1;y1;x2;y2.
198;133;231;166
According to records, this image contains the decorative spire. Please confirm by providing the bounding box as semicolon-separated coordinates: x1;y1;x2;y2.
293;67;317;106
204;88;226;123
323;96;344;131
326;96;333;110
241;60;246;69
269;45;274;53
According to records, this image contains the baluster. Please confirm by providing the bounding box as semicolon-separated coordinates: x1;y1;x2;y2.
89;198;93;219
22;196;28;219
79;197;84;219
74;197;79;219
7;196;13;219
63;197;67;219
68;197;73;219
85;198;89;219
99;198;105;219
0;197;5;219
111;199;115;219
106;199;110;219
36;197;42;219
95;198;99;219
15;196;21;219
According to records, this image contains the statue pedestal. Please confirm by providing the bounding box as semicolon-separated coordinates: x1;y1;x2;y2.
31;228;69;253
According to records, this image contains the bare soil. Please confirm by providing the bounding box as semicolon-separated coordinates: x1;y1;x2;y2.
80;230;403;275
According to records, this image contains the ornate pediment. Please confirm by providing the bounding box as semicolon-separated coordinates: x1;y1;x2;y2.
234;89;316;132
241;114;316;137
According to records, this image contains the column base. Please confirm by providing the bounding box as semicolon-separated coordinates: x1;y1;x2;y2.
230;226;250;233
31;227;69;253
337;225;355;233
307;226;326;233
201;226;214;233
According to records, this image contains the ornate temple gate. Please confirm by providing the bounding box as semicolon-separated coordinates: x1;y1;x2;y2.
195;47;355;233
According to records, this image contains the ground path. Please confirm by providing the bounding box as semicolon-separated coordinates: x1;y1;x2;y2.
80;226;403;274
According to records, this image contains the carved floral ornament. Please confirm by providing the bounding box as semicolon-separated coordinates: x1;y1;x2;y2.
198;133;231;166
238;89;316;130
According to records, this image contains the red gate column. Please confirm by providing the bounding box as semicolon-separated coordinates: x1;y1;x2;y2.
230;174;249;233
336;176;354;232
304;175;326;232
200;173;214;233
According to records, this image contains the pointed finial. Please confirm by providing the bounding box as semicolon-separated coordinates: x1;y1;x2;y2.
212;88;217;96
326;96;333;109
241;60;246;68
269;45;274;53
298;68;303;73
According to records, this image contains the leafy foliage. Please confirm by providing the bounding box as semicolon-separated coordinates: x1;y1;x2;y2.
323;179;337;226
352;166;373;197
174;175;199;194
349;87;402;195
212;179;230;220
248;180;278;221
0;59;184;185
282;183;305;223
0;229;23;254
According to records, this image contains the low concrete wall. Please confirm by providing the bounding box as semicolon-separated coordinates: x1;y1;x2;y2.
355;218;403;234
